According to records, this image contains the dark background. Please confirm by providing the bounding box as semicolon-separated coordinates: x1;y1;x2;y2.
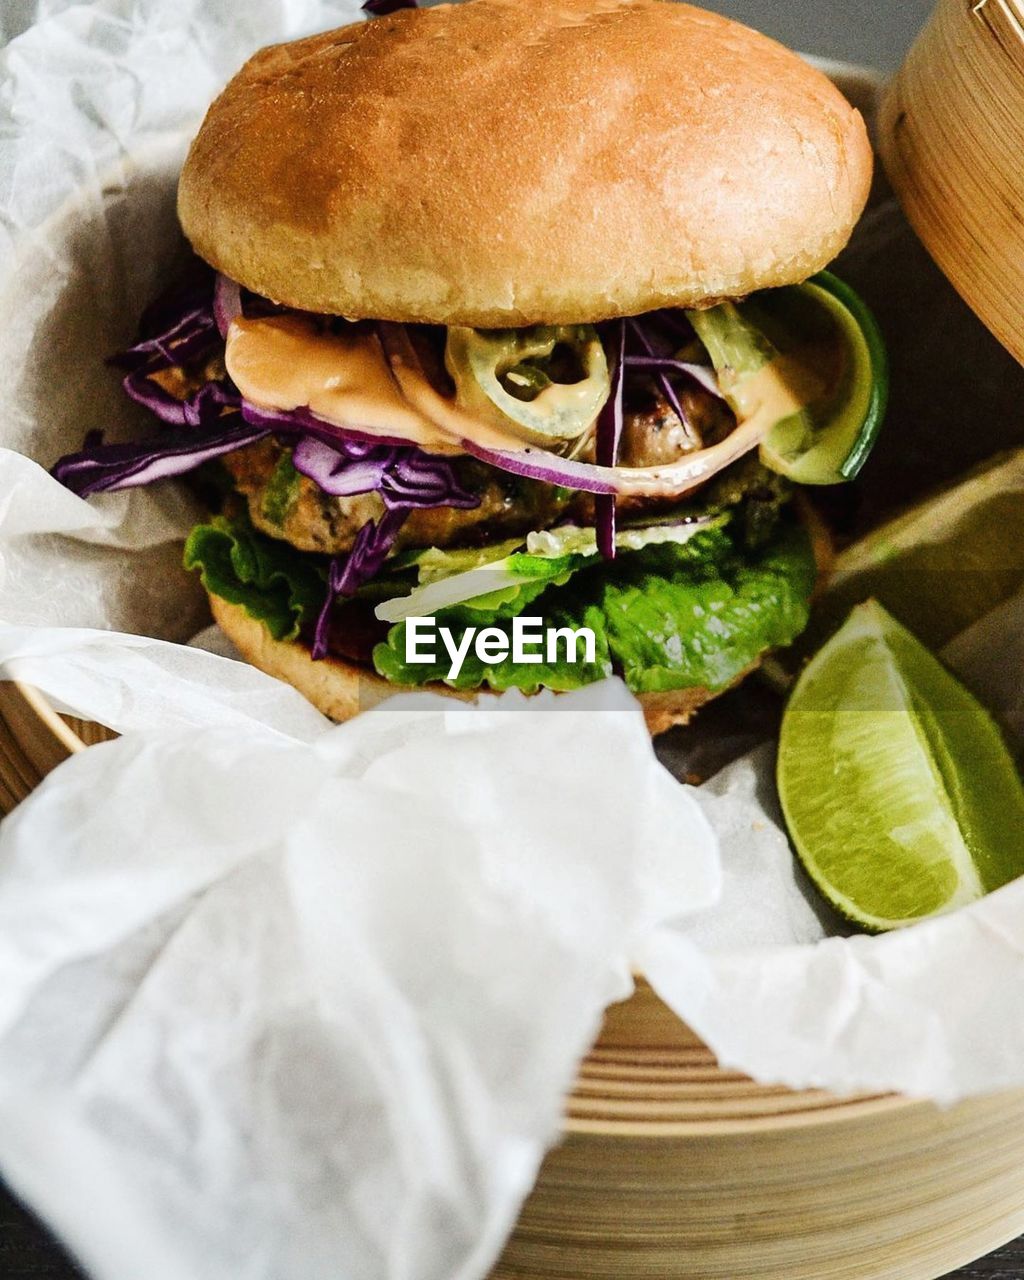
707;0;934;71
3;1;1023;1278
426;0;938;70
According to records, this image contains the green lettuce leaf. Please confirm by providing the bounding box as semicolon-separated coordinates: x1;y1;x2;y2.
184;510;815;697
594;524;817;693
373;522;815;695
374;519;728;624
373;599;613;693
184;513;327;642
389;538;524;581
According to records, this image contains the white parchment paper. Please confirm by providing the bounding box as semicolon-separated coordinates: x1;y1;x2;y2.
3;4;1024;1278
0;685;721;1280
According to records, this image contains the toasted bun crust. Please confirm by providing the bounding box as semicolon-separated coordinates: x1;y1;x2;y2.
209;594;728;736
179;0;872;327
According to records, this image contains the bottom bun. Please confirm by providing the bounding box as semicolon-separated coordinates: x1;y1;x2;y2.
209;594;736;736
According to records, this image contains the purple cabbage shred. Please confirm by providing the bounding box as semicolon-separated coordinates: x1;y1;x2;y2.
622;355;722;400
122;372;240;427
240;401;410;449
107;265;239;426
626;317;697;445
292;436;478;512
52;421;271;497
110;265;221;376
213;274;243;339
312;509;410;660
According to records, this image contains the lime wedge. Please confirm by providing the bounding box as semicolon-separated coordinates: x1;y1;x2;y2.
778;600;1024;931
817;447;1024;650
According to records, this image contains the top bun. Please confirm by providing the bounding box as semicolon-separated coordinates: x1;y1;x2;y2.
178;0;872;328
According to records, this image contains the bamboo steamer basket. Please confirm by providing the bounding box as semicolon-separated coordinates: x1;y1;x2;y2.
879;0;1024;365
3;38;1024;1280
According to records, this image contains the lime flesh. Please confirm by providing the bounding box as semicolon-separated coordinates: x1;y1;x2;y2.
778;600;1024;931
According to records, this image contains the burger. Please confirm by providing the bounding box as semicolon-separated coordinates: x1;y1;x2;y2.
53;0;885;733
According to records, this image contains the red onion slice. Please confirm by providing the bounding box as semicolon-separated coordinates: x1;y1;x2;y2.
461;417;768;498
213;274;243;339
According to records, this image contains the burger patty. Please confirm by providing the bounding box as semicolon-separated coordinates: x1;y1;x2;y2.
616;381;736;467
222;384;739;556
222;439;571;554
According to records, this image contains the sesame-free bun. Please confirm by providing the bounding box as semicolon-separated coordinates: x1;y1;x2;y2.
178;0;872;328
209;594;737;736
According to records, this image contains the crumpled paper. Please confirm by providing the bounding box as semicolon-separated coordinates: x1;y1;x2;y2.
0;684;720;1280
4;2;1024;1277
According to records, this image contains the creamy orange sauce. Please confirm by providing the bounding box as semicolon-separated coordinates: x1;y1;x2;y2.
227;315;460;450
225;314;530;454
725;354;825;434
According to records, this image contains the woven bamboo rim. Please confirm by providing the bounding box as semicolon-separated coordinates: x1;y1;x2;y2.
879;0;1024;367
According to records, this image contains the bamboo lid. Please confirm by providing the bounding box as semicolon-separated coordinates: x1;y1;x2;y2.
879;0;1024;367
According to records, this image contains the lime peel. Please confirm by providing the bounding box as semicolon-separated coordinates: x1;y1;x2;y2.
818;447;1024;652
